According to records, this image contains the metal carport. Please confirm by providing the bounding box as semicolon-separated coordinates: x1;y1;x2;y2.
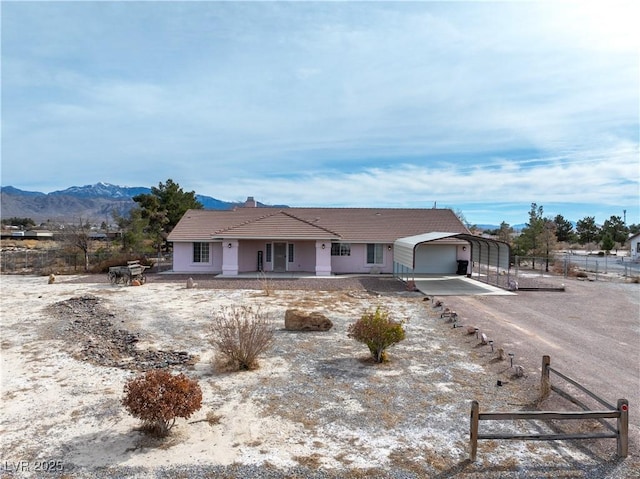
393;232;511;288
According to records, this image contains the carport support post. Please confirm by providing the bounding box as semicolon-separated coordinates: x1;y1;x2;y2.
540;355;551;399
617;399;629;457
470;400;479;462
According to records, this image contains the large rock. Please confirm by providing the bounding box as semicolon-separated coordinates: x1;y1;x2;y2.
284;309;333;332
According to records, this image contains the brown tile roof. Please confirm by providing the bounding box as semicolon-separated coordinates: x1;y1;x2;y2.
167;207;469;243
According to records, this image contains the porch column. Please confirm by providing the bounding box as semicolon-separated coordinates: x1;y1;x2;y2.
222;240;239;276
315;241;332;276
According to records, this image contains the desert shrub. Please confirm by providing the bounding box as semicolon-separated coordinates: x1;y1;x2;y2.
122;370;202;437
348;306;405;363
257;271;274;296
210;305;274;371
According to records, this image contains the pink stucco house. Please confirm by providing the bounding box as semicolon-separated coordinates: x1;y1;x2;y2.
167;199;472;276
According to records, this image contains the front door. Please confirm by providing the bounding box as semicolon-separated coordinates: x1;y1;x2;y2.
273;242;287;272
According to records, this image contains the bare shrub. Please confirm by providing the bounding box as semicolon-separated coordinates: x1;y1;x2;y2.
257;271;275;296
210;306;275;371
347;306;405;363
122;370;202;437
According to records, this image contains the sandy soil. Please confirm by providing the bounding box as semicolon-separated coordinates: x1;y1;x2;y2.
0;274;637;478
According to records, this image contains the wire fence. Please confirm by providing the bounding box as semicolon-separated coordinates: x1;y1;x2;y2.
0;247;172;275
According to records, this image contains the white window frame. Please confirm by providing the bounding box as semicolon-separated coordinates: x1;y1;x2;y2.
366;243;384;265
193;242;210;263
331;243;351;256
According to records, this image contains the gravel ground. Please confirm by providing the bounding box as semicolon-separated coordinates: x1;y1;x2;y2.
1;273;638;479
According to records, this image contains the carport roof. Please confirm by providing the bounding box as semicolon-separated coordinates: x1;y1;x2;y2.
394;232;510;271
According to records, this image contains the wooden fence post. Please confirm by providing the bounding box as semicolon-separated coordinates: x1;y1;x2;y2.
470;400;479;462
540;355;551;399
617;399;629;458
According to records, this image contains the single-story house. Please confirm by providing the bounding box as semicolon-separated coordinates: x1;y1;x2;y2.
629;232;640;262
167;199;478;277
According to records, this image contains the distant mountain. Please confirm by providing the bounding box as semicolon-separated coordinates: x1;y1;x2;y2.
476;223;527;232
50;182;150;199
0;183;245;224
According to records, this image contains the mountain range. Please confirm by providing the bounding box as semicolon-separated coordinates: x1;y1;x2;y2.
1;182;514;229
0;183;252;225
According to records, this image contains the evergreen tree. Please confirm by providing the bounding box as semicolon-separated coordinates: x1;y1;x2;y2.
601;233;615;253
576;216;599;246
133;179;203;253
515;203;545;268
600;215;628;246
553;214;575;242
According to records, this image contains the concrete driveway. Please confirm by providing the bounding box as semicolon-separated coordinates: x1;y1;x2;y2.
413;274;515;296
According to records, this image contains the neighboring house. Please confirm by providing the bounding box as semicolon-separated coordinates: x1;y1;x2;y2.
24;230;54;240
167;200;472;276
629;232;640;262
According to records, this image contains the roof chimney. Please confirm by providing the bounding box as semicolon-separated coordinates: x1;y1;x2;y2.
244;196;257;207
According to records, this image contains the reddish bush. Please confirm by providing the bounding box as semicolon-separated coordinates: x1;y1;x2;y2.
122;370;202;437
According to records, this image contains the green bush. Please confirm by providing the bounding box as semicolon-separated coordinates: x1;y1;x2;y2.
122;370;202;437
348;306;405;363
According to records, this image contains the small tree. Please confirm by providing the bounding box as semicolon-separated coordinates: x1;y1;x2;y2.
601;233;615;254
210;306;274;371
348;307;405;363
122;370;202;437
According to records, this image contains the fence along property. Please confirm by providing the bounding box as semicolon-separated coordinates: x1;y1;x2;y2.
469;355;629;462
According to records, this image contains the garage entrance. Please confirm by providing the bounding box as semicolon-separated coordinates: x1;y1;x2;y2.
393;232;511;292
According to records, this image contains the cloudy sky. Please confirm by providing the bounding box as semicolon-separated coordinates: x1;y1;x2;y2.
2;1;638;225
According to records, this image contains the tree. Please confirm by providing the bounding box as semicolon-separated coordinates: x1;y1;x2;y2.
629;224;640;235
347;307;405;363
553;214;575;243
1;217;35;229
541;219;558;272
113;208;148;253
133;179;203;256
576;216;599;246
65;219;92;272
133;179;203;235
514;203;546;268
601;233;615;253
600;215;628;247
496;221;514;244
122;370;202;437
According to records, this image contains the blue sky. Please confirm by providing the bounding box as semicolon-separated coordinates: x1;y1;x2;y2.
1;1;638;226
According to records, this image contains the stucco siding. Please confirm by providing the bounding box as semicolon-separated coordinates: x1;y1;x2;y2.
331;243;393;274
172;242;222;274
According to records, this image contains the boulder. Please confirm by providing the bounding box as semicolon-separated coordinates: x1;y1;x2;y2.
284;309;333;332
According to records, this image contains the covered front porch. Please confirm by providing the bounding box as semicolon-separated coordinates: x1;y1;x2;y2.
220;238;334;276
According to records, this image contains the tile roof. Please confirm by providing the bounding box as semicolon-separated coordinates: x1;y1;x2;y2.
167;207;469;243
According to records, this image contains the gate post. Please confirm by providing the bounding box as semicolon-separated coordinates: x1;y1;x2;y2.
617;399;629;457
470;400;479;462
540;355;551;399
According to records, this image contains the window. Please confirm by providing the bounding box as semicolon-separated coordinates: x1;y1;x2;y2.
366;243;384;264
331;243;351;256
288;243;294;262
266;243;272;262
193;242;209;263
